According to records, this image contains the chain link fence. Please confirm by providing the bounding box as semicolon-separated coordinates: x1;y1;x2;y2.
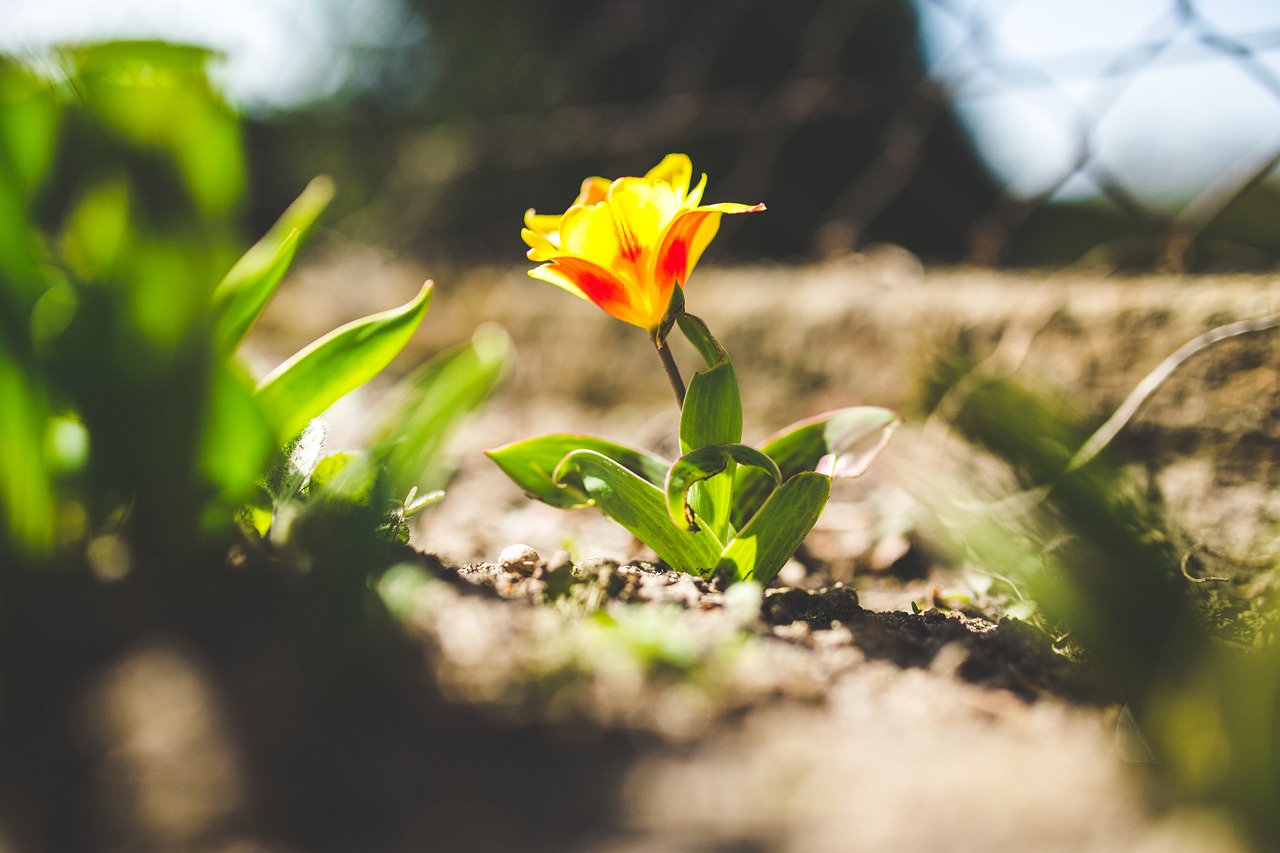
266;0;1279;271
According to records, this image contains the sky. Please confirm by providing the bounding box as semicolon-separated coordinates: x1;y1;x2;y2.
3;0;1279;212
0;0;427;111
914;0;1280;211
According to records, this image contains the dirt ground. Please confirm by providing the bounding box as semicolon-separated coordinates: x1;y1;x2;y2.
19;251;1276;852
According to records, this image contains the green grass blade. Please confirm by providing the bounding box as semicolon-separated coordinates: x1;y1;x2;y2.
373;323;514;497
254;281;432;442
487;434;668;509
734;406;899;528
665;444;780;531
717;471;830;585
555;449;722;574
211;176;334;355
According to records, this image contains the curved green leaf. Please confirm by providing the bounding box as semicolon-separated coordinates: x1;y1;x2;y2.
373;323;514;497
254;281;432;442
665;444;781;531
734;406;899;528
717;472;830;585
212;176;334;355
487;434;668;509
554;449;722;573
675;312;742;540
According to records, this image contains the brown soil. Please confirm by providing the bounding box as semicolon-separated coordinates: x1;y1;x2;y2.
6;254;1273;851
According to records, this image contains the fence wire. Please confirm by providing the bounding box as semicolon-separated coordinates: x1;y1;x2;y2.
359;0;1280;271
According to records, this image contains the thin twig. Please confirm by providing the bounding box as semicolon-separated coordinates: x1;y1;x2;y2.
1066;312;1280;473
1180;543;1230;584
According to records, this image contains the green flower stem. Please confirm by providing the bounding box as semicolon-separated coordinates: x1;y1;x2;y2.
653;332;686;409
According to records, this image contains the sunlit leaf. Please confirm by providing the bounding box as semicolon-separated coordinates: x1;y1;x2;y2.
554;449;722;573
717;472;830;585
665;444;780;532
254;281;432;442
733;406;899;528
68;42;243;216
373;323;513;497
0;57;60;200
309;451;377;505
197;363;275;536
676;311;742;541
0;58;59;303
0;344;55;557
486;434;668;509
211;176;335;355
262;419;328;507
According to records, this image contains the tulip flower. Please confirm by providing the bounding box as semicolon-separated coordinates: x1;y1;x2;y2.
522;154;764;334
493;157;897;586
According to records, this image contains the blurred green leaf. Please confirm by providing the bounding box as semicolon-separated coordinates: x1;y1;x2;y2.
211;176;335;355
0;343;55;557
0;58;58;304
372;323;513;497
198;362;275;516
554;449;723;573
734;406;899;529
717;472;830;585
61;179;132;281
262;420;328;507
254;281;432;442
486;434;668;509
68;42;243;216
665;444;780;532
0;57;59;199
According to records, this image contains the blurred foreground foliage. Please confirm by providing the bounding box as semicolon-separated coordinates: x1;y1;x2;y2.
926;356;1280;848
0;41;510;579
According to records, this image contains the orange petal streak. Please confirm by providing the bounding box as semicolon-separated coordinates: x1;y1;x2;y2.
548;256;651;328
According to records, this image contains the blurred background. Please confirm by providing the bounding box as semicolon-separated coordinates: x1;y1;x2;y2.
5;0;1280;272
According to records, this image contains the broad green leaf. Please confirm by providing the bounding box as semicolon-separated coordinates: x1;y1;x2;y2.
372;323;513;497
734;406;899;529
676;312;742;541
262;419;328;507
197;362;276;536
211;176;335;355
487;434;668;509
68;42;243;216
0;59;59;304
254;281;432;442
665;444;781;531
0;58;60;200
0;344;54;557
199;361;276;505
717;472;830;585
309;451;378;505
555;449;722;573
675;311;743;449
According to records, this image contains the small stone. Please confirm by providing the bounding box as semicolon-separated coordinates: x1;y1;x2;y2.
498;543;541;574
776;559;807;588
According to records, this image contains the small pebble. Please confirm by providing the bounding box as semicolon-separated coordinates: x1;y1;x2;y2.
777;559;807;588
498;543;541;574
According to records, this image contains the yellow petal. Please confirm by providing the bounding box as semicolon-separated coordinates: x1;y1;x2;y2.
528;263;589;301
522;227;561;261
575;176;612;206
684;171;707;207
645;153;692;200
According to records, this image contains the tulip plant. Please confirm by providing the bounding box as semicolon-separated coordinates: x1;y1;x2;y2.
489;155;899;585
